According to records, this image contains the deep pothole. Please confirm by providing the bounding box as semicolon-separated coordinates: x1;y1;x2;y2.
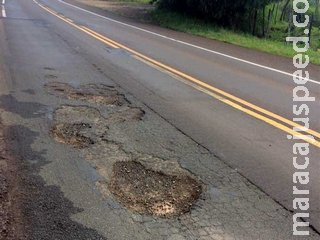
109;161;202;217
50;123;95;149
45;82;128;106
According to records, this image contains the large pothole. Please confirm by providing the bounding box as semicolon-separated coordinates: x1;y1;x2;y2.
109;161;202;217
50;123;95;149
45;82;127;106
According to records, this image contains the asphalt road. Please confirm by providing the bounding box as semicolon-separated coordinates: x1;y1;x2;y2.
0;0;320;237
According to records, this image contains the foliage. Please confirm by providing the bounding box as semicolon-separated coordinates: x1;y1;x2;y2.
156;0;275;30
151;8;320;64
155;1;320;40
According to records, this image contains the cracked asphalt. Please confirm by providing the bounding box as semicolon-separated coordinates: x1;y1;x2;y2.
0;0;319;239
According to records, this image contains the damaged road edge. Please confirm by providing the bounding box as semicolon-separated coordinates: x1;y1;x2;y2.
0;117;26;240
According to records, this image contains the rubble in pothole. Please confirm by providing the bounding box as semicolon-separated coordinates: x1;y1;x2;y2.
45;82;128;105
83;137;203;218
109;161;202;217
50;123;94;149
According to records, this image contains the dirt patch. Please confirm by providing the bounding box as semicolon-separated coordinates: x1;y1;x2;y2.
109;161;202;217
50;123;95;148
45;82;127;106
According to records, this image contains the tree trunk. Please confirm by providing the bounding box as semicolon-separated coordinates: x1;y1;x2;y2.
252;9;258;36
280;0;291;21
308;14;313;48
287;8;292;40
262;6;266;37
274;1;279;24
266;9;273;37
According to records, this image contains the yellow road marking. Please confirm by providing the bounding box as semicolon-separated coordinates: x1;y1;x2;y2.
34;1;320;148
81;26;119;48
36;3;119;49
72;24;320;147
132;55;320;148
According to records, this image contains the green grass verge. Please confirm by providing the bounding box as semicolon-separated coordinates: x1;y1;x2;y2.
151;9;320;65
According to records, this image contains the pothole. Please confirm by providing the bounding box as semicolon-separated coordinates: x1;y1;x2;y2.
50;123;94;149
53;105;103;124
45;82;127;105
109;161;202;217
50;105;145;149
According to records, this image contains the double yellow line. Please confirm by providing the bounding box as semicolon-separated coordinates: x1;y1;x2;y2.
34;1;320;148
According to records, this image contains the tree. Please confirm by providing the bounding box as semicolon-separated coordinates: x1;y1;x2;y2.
280;0;291;21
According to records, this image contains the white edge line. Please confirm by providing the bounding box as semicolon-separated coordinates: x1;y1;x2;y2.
55;0;319;85
1;5;6;18
2;0;5;5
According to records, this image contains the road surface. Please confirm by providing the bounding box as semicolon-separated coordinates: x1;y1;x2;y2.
0;0;319;239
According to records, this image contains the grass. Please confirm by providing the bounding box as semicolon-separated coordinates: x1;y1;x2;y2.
151;9;320;65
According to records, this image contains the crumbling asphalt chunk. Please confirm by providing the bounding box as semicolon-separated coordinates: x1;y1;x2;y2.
50;123;94;149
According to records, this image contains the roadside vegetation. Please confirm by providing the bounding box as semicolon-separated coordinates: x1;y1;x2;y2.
113;0;150;4
146;0;320;64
